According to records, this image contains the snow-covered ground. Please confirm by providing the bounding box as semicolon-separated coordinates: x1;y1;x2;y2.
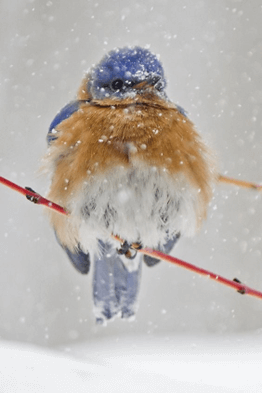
1;1;262;391
1;334;262;392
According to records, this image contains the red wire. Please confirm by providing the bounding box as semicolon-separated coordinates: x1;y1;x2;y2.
0;176;68;215
142;248;262;299
1;175;262;300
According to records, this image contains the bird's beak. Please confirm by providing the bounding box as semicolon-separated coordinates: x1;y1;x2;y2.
146;75;161;87
133;75;162;91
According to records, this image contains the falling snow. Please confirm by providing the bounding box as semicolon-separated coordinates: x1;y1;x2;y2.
1;0;262;391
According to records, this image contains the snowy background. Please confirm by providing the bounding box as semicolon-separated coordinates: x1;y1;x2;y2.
1;0;262;390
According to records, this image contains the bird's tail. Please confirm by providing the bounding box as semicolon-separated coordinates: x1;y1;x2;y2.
93;241;142;324
56;232;180;324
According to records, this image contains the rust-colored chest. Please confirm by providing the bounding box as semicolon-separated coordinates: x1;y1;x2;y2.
46;98;214;210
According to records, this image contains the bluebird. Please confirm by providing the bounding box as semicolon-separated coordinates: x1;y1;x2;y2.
43;46;216;323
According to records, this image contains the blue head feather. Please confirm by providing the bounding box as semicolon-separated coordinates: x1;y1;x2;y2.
88;46;167;100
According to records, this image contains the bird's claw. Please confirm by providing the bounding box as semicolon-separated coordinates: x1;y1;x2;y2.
25;187;39;204
233;277;246;295
117;240;143;259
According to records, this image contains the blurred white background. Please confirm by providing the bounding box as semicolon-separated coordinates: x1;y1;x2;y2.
0;0;262;361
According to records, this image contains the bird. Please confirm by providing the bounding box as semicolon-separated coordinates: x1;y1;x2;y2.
42;46;217;324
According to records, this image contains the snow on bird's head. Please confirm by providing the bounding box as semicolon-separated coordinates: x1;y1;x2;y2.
87;46;167;100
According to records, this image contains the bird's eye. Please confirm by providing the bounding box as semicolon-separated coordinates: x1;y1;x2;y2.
110;79;124;91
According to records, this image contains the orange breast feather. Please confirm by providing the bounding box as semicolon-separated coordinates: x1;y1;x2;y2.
47;98;215;203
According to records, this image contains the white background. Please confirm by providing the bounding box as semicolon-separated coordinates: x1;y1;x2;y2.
0;0;262;390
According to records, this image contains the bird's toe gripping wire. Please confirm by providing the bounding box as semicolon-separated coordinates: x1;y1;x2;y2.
116;240;143;259
25;187;40;204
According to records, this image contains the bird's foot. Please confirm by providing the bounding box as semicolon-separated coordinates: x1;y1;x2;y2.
25;187;39;204
117;240;142;259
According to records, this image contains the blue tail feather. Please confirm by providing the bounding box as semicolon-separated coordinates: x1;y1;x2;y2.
55;232;179;322
93;241;141;323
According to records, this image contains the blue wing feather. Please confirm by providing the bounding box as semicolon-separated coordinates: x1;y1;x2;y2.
63;245;90;274
54;232;90;274
143;233;180;267
176;104;187;118
47;100;82;145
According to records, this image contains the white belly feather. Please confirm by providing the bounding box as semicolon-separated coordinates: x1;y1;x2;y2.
67;164;200;255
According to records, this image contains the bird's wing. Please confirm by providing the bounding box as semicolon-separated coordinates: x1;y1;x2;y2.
55;232;90;274
62;245;90;275
175;104;187;118
47;100;88;145
47;102;91;274
143;233;180;267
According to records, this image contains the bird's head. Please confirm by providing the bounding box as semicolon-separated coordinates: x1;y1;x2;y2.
87;46;167;101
